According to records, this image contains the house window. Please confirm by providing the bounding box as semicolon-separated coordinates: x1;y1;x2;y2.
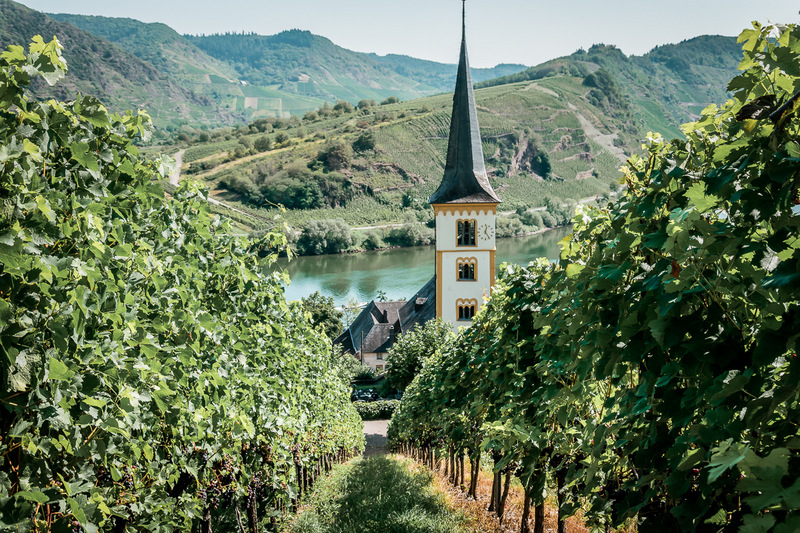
457;219;476;246
457;257;477;281
377;353;383;360
456;298;478;321
376;365;384;372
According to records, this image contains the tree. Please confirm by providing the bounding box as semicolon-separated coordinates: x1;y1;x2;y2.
385;320;454;391
333;100;354;114
296;219;353;255
380;96;400;105
254;134;272;152
352;130;376;152
386;222;434;247
318;139;353;170
300;291;344;341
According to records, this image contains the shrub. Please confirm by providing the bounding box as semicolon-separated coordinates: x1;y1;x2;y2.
540;210;558;228
354;400;400;421
386;223;434;247
254;134;272;152
362;230;384;250
518;210;543;229
333;100;354;114
352;130;376;152
296;219;353;255
318;139;353;170
496;216;525;237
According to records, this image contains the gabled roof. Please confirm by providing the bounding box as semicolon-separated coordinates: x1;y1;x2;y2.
335;277;437;356
397;276;436;332
428;3;501;205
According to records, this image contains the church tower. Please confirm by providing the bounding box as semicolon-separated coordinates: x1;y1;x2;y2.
429;1;501;331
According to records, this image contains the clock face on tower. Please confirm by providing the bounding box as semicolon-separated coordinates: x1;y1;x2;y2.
479;223;494;242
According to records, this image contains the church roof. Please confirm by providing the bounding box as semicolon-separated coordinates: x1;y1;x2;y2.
428;3;501;205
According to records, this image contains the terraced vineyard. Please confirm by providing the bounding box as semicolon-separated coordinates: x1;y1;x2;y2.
173;75;636;239
156;33;742;253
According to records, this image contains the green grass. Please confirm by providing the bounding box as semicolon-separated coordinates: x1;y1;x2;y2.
286;455;475;533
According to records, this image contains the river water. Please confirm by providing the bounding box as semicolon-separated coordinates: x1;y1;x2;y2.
277;226;572;306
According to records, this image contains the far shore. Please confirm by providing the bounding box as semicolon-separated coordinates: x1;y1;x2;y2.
292;223;569;259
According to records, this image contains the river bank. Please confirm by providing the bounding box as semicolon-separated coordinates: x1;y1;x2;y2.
277;226;572;307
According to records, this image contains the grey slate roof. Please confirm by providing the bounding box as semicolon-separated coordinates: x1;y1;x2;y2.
335;277;437;356
428;4;501;205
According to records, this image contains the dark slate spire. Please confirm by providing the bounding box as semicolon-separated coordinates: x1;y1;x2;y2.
428;1;501;205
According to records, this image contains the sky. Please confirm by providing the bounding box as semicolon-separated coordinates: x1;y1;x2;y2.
15;0;800;68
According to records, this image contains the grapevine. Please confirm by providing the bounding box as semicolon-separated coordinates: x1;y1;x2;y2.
0;37;364;532
389;22;800;533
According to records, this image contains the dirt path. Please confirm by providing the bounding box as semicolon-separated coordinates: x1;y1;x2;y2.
352;223;405;231
169;149;185;186
363;419;388;457
193;140;324;182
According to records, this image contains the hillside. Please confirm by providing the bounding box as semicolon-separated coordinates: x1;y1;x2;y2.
186;30;526;102
36;10;526;126
170;75;641;241
478;35;741;138
171;34;743;249
0;0;238;133
47;14;329;120
371;53;527;90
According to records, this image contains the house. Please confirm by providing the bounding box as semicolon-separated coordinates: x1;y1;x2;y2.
334;278;435;372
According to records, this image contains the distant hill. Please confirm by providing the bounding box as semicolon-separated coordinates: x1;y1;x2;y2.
2;0;741;143
38;11;528;124
186;30;527;101
47;14;328;122
370;53;526;90
478;35;741;138
0;0;238;133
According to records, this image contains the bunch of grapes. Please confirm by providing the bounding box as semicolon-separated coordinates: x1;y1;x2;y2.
70;519;83;533
206;479;222;508
95;467;113;484
121;467;134;490
220;486;235;509
217;454;234;473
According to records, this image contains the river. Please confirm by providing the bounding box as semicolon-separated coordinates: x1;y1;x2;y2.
276;226;572;306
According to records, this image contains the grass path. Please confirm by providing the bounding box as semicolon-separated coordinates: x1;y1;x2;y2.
285;455;483;533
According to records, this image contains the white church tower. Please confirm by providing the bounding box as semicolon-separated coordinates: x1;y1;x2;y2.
429;1;501;332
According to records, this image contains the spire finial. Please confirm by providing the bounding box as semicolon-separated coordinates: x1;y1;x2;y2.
462;0;466;37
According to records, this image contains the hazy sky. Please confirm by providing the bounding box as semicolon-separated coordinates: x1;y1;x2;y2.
15;0;800;68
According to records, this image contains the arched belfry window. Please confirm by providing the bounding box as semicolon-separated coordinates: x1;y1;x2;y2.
457;219;476;246
456;298;478;321
457;257;477;281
